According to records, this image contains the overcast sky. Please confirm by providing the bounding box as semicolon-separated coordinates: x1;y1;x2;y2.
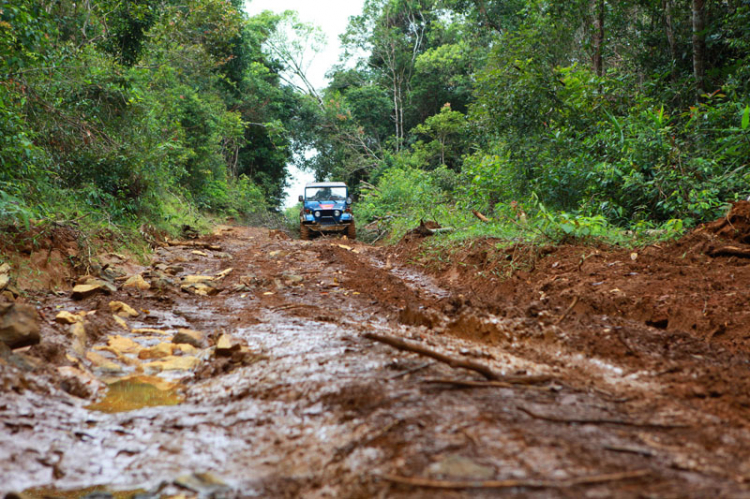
243;0;366;207
244;0;365;90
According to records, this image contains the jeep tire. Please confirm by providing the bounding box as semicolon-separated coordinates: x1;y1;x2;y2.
300;223;311;241
346;222;356;240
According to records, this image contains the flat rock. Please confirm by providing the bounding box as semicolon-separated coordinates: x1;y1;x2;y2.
124;274;150;291
150;275;174;291
85;351;122;372
132;327;170;336
143;355;200;372
112;315;130;331
0;302;41;349
109;301;139;318
0;341;34;370
182;275;214;284
137;342;174;360
55;310;84;325
163;265;184;276
58;366;104;398
173;329;206;348
214;268;234;280
174;472;229;496
70;322;87;356
106;334;142;355
72;280;115;299
181;282;219;296
93;346;142;366
215;333;241;356
173;343;199;355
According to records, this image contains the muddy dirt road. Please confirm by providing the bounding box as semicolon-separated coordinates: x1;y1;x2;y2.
3;214;750;498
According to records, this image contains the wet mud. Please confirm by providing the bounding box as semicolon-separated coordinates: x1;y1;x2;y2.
3;207;750;497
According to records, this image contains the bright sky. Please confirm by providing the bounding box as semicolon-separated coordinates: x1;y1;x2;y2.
244;0;364;90
243;0;366;207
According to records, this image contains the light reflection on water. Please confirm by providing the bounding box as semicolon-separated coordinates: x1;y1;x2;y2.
21;485;145;499
86;375;183;413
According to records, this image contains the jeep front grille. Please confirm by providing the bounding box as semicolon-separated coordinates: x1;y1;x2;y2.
318;210;337;226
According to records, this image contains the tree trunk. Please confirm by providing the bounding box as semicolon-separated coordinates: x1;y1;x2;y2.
592;0;605;77
392;72;401;152
663;0;677;69
692;0;706;98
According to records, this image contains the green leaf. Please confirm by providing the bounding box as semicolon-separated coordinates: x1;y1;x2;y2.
742;105;750;130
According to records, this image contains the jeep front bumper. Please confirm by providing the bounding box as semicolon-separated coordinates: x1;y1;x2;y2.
302;222;352;233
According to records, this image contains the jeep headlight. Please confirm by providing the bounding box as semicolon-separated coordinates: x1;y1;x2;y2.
334;210;341;217
314;211;321;218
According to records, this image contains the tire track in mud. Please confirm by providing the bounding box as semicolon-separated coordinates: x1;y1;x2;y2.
2;227;750;497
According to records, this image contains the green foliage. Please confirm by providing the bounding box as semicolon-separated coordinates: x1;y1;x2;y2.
357;165;461;239
99;0;156;66
411;103;467;170
0;0;303;243
4;0;750;252
0;188;32;230
309;0;750;249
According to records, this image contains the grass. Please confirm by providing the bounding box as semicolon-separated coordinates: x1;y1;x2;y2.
361;203;688;279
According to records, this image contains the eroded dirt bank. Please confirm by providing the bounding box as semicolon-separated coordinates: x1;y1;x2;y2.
3;207;750;497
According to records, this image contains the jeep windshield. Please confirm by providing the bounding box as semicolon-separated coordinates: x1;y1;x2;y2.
306;186;347;201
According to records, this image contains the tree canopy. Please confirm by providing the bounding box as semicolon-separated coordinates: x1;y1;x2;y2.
302;0;750;229
2;0;749;237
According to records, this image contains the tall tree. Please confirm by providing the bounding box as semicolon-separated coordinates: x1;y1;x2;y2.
663;0;677;73
343;0;434;151
591;0;604;76
692;0;706;98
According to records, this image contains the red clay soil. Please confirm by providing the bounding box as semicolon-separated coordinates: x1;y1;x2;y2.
390;201;750;425
702;199;750;244
5;207;750;497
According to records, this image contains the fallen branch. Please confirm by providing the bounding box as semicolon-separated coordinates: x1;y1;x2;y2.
423;376;552;388
388;362;434;380
271;304;319;312
366;332;516;382
166;240;222;251
553;296;579;326
472;210;490;223
517;406;690;429
377;469;650;490
604;445;655;457
708;245;750;258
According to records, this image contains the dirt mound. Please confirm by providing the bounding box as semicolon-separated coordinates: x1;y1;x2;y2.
702;200;750;244
0;225;81;292
395;207;750;364
0;225;79;257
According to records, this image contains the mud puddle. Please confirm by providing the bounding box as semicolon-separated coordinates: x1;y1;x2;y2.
86;375;183;413
20;485;145;499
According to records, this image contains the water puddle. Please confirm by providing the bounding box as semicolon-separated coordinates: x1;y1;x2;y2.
20;485;145;499
371;256;449;299
86;375;183;413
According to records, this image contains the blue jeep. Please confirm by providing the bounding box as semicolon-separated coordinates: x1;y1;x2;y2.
298;182;355;240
